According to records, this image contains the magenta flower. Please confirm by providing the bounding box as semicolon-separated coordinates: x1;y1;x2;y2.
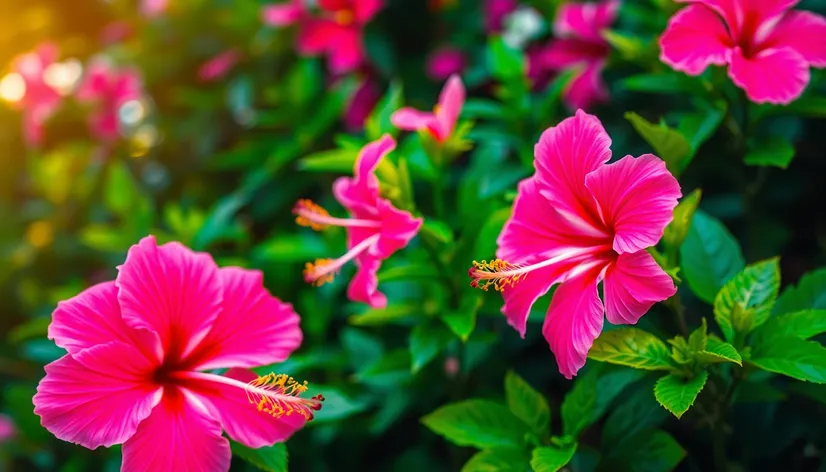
542;0;619;110
33;236;321;472
294;135;422;308
198;49;242;83
344;76;381;131
469;111;681;379
484;0;518;33
660;0;826;104
75;60;142;142
262;0;383;73
0;414;14;443
8;43;63;146
426;47;467;81
391;74;465;143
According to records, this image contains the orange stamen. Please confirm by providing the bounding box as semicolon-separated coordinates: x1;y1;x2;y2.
468;259;527;292
334;10;355;25
245;373;324;421
294;199;330;231
304;258;338;286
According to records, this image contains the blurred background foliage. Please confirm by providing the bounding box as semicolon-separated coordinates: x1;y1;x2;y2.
1;0;826;471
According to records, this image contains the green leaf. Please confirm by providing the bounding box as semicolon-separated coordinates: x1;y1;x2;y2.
409;321;453;373
561;369;597;437
663;189;702;253
365;81;402;140
695;335;742;366
230;441;287;472
592;366;647;421
349;304;420;326
530;445;577;472
505;371;550;436
422;400;531;449
297;148;360;173
625;112;691;177
668;336;692;364
487;36;525;81
442;293;483;341
474;206;512;258
602;379;668;447
687;318;708;352
680;210;745;304
602;30;646;60
420;220;454;245
749;336;826;383
462;448;530;472
744;136;795;169
774;268;826;314
104;160;140;215
588;328;673;371
620;430;686;472
654;371;708;418
713;258;781;343
677;106;726;157
622;72;709;96
751;309;826;346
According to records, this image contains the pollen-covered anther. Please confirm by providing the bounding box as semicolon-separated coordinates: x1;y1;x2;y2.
245;373;325;421
294;199;330;231
468;259;527;292
304;259;337;286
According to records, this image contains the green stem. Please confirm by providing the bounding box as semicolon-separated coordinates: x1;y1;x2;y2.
712;372;743;472
666;292;689;337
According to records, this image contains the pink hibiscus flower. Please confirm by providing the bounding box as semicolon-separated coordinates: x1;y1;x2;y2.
660;0;826;104
141;0;169;17
542;0;619;110
262;0;383;73
198;49;242;83
294;135;422;308
33;236;321;472
75;60;143;142
344;76;382;131
9;43;63;146
426;47;467;81
468;111;681;379
390;74;465;143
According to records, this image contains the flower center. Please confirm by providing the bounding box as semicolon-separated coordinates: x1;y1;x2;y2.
334;9;355;25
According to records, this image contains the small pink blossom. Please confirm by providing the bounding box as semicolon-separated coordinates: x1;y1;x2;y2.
9;43;63;146
198;49;242;83
426;47;467;81
101;21;134;46
0;414;14;443
469;110;681;379
484;0;518;33
294;136;422;308
33;236;320;472
75;60;143;142
344;76;381;131
262;0;383;73
391;74;465;143
141;0;169;18
542;0;619;110
660;0;826;104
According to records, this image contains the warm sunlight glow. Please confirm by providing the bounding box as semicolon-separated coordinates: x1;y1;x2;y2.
0;73;26;103
43;60;82;96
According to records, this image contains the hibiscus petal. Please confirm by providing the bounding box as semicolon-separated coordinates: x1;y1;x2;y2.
533;110;612;225
585;154;682;254
604;251;677;325
261;1;304;26
33;342;162;449
554;0;619;43
372;198;423;258
348;255;387;308
187;268;302;371
542;39;596;69
391;108;438;132
296;20;341;55
500;265;558;338
117;235;223;361
354;0;383;23
659;4;733;75
763;11;826;67
728;46;810;104
563;61;609;111
121;389;231;472
189;369;307;448
327;27;364;73
435;74;465;141
542;271;604;379
49;281;131;355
